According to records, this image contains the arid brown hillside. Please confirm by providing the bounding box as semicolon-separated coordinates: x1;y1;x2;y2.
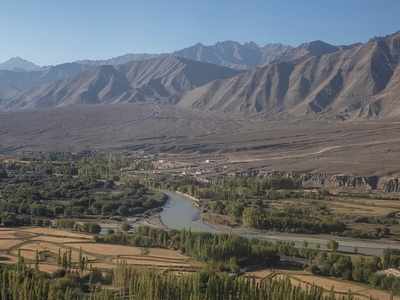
0;63;93;100
3;56;240;110
179;32;400;119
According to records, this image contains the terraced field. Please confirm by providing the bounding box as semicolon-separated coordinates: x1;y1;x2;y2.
246;269;399;300
0;227;201;273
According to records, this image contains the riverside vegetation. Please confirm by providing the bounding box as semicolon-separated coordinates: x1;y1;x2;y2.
1;225;400;299
1;152;400;299
97;226;400;296
145;174;400;239
0;153;166;228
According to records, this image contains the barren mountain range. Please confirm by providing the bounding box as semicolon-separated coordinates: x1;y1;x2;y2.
0;63;93;101
180;32;400;119
0;31;399;120
1;31;400;176
3;56;239;110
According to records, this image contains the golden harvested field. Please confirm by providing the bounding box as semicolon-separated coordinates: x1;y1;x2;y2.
33;236;90;244
273;197;400;217
327;201;395;216
38;263;62;273
13;241;96;261
0;239;24;250
341;198;400;208
290;274;400;300
111;258;192;268
0;227;200;273
0;230;35;239
145;248;188;258
246;269;308;280
22;227;93;239
0;254;17;264
69;243;143;256
247;269;399;300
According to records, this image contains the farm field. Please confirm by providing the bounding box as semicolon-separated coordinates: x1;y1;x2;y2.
271;197;400;218
0;227;201;273
268;195;400;239
246;269;399;300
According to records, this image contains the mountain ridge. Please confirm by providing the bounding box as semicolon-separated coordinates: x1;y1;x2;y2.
1;31;400;120
3;56;240;110
179;31;400;119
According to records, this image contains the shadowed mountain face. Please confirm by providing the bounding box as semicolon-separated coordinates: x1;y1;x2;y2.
179;32;400;119
2;56;240;110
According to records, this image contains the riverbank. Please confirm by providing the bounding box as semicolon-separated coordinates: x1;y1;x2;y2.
174;191;201;207
161;190;400;256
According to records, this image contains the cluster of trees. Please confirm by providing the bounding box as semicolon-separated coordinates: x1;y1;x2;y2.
310;251;400;295
145;170;400;239
354;216;399;225
96;226;280;270
55;220;102;234
175;176;304;202
111;263;346;300
342;227;391;239
145;174;349;235
383;249;400;269
0;158;166;226
55;248;90;272
0;167;7;179
0;262;357;300
96;226;400;296
0;263;114;299
242;207;346;234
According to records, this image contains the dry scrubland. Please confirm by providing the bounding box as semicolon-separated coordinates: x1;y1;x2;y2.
2;104;400;175
0;227;200;273
247;269;399;300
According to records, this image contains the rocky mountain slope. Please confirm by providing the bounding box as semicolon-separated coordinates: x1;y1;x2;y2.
74;41;296;70
0;39;340;105
0;63;93;100
2;31;400;120
3;56;240;110
179;32;400;119
173;40;345;69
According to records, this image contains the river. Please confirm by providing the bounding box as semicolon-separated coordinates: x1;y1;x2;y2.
160;191;400;256
160;191;216;233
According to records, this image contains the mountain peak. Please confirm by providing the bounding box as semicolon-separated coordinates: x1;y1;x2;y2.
175;40;293;69
299;40;339;56
0;57;41;71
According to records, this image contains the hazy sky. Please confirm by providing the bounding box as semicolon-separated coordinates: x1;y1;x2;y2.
1;0;399;65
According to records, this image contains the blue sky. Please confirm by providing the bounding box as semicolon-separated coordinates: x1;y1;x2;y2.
1;0;399;65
